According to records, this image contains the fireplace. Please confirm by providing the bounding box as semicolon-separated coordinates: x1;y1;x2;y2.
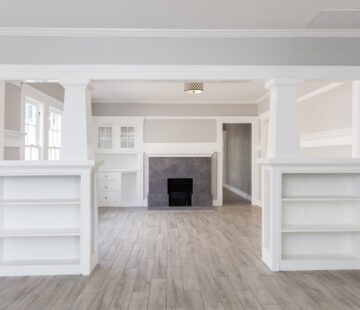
168;178;193;206
148;157;212;209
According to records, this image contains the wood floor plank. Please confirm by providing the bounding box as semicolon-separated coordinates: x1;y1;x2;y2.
128;292;149;310
166;267;185;308
148;279;166;310
236;289;263;310
109;267;138;310
184;290;205;310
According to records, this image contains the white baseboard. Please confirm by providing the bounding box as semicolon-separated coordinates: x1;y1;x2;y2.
223;184;251;201
213;199;221;207
98;200;145;207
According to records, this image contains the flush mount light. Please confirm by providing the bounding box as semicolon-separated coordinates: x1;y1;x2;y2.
184;82;204;94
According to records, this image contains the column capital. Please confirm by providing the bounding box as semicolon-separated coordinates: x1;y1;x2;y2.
265;78;303;90
60;78;90;89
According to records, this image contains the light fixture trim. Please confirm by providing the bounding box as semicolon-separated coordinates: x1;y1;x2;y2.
184;82;204;94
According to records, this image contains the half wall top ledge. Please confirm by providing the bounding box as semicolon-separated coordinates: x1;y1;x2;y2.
1;35;360;66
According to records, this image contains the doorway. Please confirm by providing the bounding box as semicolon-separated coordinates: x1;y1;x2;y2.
223;123;252;205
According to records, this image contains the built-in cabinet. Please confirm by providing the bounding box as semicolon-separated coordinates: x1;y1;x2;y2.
96;122;137;153
0;161;98;276
261;159;360;271
94;117;144;207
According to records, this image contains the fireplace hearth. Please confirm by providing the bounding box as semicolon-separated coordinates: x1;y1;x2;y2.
168;178;193;206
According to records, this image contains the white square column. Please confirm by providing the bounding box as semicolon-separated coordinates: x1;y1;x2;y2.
60;80;94;160
265;79;302;158
261;79;301;271
352;81;360;158
0;81;4;160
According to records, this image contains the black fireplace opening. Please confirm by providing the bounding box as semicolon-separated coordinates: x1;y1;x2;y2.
168;178;193;206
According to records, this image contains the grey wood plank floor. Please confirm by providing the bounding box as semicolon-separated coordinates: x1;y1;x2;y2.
1;189;360;310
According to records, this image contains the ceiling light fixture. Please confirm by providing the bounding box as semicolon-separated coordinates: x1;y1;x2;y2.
184;82;204;94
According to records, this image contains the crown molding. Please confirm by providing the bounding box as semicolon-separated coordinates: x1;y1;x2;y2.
1;27;360;38
297;82;344;103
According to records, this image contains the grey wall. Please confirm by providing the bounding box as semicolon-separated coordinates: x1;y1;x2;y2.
144;119;217;143
301;145;351;158
30;83;65;102
4;147;20;160
5;83;21;131
92;103;257;116
2;37;360;65
299;83;352;158
299;83;351;135
224;124;252;197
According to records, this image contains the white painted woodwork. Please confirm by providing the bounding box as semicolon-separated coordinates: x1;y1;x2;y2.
265;79;302;158
0;161;99;276
2;65;360;82
352;81;360;158
94;117;144;207
259;158;360;271
60;80;94;160
0;81;5;160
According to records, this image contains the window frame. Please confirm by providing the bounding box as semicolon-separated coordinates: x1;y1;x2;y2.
48;107;62;160
119;125;136;150
24;98;42;160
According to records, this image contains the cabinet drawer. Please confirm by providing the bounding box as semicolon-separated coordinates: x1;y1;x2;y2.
98;172;119;181
99;191;118;202
98;180;118;191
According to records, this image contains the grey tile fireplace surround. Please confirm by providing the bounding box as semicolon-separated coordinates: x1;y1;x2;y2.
148;157;212;209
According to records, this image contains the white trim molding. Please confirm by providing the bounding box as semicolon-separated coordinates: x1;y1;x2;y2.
1;27;360;38
223;184;251;201
300;128;352;148
1;65;360;81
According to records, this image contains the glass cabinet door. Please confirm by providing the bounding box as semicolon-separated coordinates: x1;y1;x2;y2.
98;126;113;149
119;126;135;149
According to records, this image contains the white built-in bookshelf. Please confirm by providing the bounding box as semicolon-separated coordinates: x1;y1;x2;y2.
281;173;360;270
260;159;360;271
0;161;98;276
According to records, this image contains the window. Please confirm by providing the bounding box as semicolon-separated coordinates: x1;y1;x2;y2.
48;110;62;160
120;126;135;149
25;99;41;160
98;126;113;149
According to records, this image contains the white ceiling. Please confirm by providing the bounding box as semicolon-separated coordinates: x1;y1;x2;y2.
90;80;334;104
1;1;359;29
